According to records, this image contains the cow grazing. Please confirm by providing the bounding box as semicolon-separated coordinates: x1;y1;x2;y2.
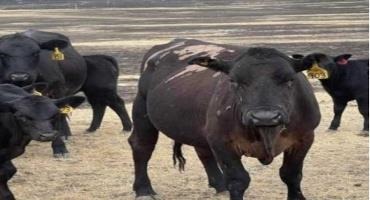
293;54;369;132
129;39;327;200
83;55;132;132
0;30;132;156
0;84;84;200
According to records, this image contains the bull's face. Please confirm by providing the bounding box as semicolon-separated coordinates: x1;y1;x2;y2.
1;95;85;142
190;48;330;164
0;34;68;86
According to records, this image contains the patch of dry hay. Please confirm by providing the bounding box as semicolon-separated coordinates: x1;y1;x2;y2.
9;90;369;200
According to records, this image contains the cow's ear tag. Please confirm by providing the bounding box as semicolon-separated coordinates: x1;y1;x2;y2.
306;62;329;79
199;60;209;66
32;90;42;96
52;47;64;61
59;105;73;116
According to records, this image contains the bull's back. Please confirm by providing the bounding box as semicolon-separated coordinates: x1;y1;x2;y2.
140;39;240;146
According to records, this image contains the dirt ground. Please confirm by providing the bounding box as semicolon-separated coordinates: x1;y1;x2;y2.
0;0;368;199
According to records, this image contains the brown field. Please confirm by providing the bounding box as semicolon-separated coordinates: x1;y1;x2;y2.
1;0;369;199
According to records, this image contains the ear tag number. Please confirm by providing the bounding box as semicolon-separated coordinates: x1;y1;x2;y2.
52;47;65;61
307;62;329;79
60;105;73;116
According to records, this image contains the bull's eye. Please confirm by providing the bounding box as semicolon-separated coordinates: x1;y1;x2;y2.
0;53;7;59
230;80;239;89
31;52;40;57
287;80;293;88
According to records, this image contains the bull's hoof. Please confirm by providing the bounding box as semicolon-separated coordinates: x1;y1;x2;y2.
53;153;70;158
85;128;98;133
136;195;161;200
359;131;369;137
215;191;229;197
122;130;132;135
326;129;337;133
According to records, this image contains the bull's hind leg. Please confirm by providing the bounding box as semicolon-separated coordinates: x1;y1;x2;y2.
194;147;226;193
128;94;159;199
0;161;17;200
356;97;369;132
280;133;314;200
107;92;132;132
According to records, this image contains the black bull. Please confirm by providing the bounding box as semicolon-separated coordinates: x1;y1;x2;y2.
0;30;132;157
0;84;85;200
129;39;328;200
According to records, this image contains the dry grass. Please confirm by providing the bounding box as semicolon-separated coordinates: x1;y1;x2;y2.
9;90;368;200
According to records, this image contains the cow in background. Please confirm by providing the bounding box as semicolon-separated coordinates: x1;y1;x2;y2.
0;30;132;157
293;54;368;132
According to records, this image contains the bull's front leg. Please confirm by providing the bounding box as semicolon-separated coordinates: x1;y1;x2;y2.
0;161;17;200
280;133;314;200
209;139;250;200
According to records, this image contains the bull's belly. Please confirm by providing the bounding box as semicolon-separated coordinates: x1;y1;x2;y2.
147;98;209;147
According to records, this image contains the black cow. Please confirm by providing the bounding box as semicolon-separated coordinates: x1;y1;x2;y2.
0;30;132;156
0;84;84;200
129;39;326;200
293;54;369;132
83;55;132;132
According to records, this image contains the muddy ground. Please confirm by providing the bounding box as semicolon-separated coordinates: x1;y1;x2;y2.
0;0;369;199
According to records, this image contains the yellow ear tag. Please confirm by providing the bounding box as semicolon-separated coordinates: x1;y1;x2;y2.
52;47;65;61
32;90;43;96
306;62;329;79
60;105;73;116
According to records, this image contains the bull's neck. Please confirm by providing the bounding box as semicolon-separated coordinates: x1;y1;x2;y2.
319;65;345;92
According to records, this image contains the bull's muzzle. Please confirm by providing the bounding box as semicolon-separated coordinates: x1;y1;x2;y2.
9;73;30;82
243;109;286;127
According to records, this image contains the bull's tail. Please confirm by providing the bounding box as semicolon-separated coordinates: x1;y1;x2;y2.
173;142;186;172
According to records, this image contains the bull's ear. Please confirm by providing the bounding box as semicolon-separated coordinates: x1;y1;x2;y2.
54;96;85;109
188;56;232;74
291;54;304;60
291;53;334;72
334;54;352;65
39;39;68;50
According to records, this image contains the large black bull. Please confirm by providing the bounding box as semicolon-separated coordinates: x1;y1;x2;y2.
129;39;327;200
0;84;84;199
0;30;132;156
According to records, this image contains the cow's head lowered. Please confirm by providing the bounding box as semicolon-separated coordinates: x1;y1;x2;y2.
0;85;84;141
190;48;329;164
0;33;68;86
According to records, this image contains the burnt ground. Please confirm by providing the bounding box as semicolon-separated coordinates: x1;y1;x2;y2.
0;0;369;199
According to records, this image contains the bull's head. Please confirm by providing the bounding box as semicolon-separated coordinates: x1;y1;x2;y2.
0;87;84;142
190;48;331;164
0;33;68;86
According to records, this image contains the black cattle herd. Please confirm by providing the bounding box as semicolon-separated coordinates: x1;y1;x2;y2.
0;30;367;200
